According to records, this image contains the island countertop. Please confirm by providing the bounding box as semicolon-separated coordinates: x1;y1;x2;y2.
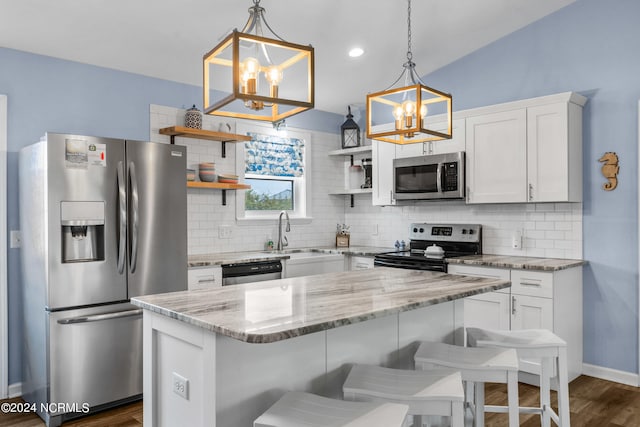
447;254;586;271
131;267;509;344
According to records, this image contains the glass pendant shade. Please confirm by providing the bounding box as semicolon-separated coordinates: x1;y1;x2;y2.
203;30;314;123
366;83;452;145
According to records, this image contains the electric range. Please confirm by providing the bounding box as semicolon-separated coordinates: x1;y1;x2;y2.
374;223;482;272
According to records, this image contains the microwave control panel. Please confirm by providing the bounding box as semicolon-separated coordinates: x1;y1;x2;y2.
442;162;458;191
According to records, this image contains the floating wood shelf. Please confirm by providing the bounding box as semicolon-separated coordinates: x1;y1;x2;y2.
187;181;251;190
327;146;373;156
187;181;251;206
160;126;251;158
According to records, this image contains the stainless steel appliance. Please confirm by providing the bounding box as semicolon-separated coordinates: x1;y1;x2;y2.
222;260;283;285
19;133;187;427
393;151;465;201
374;223;481;272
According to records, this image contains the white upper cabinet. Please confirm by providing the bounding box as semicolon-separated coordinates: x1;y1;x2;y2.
372;140;396;206
466;109;528;203
527;102;583;202
466;92;586;204
395;118;466;159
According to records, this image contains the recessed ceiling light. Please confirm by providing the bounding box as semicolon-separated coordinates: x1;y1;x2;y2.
348;47;364;58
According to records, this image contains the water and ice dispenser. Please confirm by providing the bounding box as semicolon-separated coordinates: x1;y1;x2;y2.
61;201;105;263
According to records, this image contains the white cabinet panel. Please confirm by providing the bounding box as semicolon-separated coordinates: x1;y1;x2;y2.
349;256;374;270
424;118;466;155
511;269;553;298
187;266;222;290
372;140;396;206
464;292;511;331
466;109;527;203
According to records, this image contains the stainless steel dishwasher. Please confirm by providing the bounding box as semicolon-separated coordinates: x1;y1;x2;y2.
221;260;283;285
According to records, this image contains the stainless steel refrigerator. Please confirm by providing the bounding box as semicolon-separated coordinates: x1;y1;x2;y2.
19;133;187;427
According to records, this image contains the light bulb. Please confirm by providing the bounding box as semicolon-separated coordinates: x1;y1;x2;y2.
420;104;428;117
393;105;404;130
265;65;282;98
241;57;261;94
402;101;415;128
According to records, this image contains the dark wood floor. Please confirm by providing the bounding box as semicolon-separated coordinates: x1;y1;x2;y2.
1;375;639;426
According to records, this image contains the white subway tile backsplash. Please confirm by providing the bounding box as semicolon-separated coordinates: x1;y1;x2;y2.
151;104;582;260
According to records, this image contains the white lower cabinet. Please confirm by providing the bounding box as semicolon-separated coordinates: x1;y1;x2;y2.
448;263;583;383
187;266;222;290
349;256;374;271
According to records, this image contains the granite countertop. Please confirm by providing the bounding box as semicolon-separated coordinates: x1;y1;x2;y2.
188;246;394;267
447;254;586;271
131;267;509;344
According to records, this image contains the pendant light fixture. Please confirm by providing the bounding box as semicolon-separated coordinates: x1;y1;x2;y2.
366;0;452;144
203;0;315;123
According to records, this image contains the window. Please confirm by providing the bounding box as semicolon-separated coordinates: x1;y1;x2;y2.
236;124;311;221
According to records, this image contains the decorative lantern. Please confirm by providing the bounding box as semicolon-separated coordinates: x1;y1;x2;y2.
341;106;361;148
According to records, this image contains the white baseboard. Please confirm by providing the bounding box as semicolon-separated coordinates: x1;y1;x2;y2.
582;363;639;387
8;382;21;398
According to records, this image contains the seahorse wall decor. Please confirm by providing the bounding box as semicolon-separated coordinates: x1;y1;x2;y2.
598;152;619;191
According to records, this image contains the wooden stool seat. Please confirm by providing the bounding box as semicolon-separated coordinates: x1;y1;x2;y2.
253;391;409;427
343;364;465;427
467;327;571;427
414;341;519;427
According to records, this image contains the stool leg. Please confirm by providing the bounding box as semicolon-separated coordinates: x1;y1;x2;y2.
540;357;552;427
506;370;519;427
452;401;464;427
557;347;571;427
475;382;485;427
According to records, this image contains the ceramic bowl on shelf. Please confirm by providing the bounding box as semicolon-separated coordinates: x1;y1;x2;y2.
217;173;238;184
198;162;216;182
186;169;196;182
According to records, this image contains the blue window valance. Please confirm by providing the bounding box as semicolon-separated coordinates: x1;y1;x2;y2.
245;132;305;177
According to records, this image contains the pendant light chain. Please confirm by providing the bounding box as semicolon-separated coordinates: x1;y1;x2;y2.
406;0;413;63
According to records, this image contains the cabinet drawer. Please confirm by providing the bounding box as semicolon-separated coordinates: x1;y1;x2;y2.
448;264;511;294
188;266;222;289
511;270;553;298
350;256;374;270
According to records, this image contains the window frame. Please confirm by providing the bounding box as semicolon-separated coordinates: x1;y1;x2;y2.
235;123;312;223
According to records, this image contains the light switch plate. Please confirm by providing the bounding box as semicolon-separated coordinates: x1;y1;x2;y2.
218;225;233;239
512;229;523;249
10;230;21;248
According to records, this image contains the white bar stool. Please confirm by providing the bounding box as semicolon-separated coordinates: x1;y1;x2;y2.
253;391;409;427
414;341;519;427
343;364;465;427
466;327;570;427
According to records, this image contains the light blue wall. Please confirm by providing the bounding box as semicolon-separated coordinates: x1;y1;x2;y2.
0;47;342;384
423;0;639;373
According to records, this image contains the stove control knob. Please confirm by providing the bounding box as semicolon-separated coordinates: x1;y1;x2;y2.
413;227;418;233
461;229;467;234
469;229;475;235
419;228;424;233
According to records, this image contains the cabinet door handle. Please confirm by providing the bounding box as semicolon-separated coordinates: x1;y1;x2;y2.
512;296;517;315
520;280;542;287
529;183;534;201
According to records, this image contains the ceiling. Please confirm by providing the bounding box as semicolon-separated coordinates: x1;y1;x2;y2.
0;0;575;115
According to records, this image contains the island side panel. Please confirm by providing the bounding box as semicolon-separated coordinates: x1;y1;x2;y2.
397;300;464;369
215;332;326;427
143;311;216;427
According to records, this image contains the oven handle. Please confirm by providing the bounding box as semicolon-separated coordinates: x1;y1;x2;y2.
374;259;446;272
437;163;443;194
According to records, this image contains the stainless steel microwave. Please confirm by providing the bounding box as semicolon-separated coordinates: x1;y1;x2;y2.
393;151;465;200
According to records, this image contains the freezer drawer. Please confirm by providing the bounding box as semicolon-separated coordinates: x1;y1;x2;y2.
48;303;142;415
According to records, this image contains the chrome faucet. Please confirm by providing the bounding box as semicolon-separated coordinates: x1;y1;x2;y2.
277;211;290;250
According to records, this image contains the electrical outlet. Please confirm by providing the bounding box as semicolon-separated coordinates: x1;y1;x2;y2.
512;229;523;250
10;230;21;248
172;372;189;400
218;225;233;239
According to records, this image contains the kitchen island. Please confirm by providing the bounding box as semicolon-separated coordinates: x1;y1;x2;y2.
131;267;510;427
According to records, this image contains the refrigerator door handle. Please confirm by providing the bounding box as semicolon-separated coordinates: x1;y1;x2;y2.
129;161;139;274
56;309;142;324
117;161;127;274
